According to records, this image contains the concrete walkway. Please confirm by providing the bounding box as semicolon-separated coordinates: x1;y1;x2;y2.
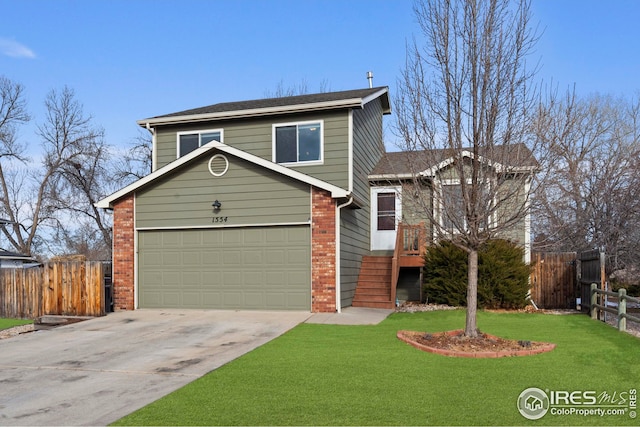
306;306;394;325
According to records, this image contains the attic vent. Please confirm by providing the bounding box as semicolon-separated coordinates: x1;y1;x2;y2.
208;154;229;177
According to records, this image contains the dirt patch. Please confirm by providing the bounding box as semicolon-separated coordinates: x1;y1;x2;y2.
0;324;34;340
397;329;556;358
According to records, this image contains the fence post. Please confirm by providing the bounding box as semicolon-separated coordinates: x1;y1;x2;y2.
590;283;598;319
618;288;627;332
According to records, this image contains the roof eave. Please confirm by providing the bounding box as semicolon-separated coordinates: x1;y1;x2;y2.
139;98;367;128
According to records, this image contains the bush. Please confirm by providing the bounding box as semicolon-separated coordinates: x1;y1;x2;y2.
423;239;531;309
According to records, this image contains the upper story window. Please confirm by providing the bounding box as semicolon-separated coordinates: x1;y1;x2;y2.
273;121;323;165
177;129;223;158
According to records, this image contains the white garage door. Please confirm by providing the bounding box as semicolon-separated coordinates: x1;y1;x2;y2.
138;226;310;310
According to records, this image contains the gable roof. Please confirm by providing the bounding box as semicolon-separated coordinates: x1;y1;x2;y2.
95;140;350;209
137;87;391;127
370;143;538;179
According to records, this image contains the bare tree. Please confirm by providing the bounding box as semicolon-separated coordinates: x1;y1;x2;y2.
0;85;108;257
113;128;153;185
395;0;544;337
533;92;640;272
263;78;331;98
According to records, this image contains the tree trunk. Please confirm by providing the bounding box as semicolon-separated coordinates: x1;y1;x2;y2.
465;249;479;337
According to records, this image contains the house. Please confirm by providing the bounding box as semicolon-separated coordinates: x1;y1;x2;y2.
97;86;534;313
368;145;536;302
0;249;38;268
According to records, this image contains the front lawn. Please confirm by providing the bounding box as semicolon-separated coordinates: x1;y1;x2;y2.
0;318;31;331
114;310;640;426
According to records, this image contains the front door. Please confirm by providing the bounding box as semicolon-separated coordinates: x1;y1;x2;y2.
370;186;401;251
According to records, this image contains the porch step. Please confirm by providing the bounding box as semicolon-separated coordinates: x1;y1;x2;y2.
352;256;394;309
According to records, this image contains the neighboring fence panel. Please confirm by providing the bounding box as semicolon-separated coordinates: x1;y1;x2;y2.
0;261;106;319
530;252;577;309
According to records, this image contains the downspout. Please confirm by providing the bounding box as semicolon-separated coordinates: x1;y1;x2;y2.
145;122;157;172
335;196;354;313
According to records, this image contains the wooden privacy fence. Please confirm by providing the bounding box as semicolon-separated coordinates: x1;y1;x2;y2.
0;261;106;319
530;252;577;309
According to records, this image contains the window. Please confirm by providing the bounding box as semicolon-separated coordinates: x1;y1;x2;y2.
441;183;465;231
177;130;223;157
377;192;396;231
273;121;322;165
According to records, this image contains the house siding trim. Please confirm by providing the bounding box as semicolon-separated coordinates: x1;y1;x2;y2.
112;194;135;311
97;140;348;209
136;221;311;232
311;186;337;313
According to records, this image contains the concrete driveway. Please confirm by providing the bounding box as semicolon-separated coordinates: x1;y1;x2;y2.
0;309;311;426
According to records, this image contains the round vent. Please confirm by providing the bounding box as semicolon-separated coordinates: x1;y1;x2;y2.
208;154;229;177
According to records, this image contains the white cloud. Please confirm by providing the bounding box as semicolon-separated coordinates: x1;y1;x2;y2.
0;38;36;59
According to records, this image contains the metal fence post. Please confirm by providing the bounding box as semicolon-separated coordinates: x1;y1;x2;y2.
590;283;598;319
618;288;627;332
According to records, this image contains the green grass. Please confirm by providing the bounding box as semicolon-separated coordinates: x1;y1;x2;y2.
0;318;31;331
113;310;640;426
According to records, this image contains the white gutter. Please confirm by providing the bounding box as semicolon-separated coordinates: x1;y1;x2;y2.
335;196;355;313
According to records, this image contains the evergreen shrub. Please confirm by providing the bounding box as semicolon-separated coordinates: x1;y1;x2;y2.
423;239;531;309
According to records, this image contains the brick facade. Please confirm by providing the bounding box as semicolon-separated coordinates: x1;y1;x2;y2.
110;189;337;313
112;194;135;310
311;187;337;313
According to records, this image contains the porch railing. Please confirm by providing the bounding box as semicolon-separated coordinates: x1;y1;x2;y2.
391;222;427;305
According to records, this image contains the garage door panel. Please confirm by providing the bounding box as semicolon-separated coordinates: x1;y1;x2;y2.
288;248;309;265
243;249;263;264
202;292;221;306
139;226;311;310
223;251;242;265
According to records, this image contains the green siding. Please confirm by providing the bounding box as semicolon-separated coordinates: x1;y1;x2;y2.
136;152;311;229
339;99;386;308
340;207;370;307
352;99;386;202
153;111;350;190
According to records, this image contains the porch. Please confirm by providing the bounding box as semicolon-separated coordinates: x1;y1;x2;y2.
352;223;427;309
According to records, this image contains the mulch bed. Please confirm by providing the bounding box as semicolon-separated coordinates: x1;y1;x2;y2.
397;329;556;358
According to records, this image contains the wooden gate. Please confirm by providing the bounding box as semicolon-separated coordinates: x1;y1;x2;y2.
578;250;606;313
530;252;577;309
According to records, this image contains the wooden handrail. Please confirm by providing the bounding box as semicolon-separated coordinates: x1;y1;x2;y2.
391;222;427;305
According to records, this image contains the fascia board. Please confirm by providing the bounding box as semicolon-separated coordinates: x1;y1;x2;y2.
368;173;416;180
361;88;392;114
95;140;349;209
137;98;367;127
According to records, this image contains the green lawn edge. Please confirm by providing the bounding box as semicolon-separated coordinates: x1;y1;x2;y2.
0;318;32;331
113;310;640;426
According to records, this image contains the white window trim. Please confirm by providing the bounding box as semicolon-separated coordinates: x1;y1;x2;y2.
272;120;324;166
176;128;224;158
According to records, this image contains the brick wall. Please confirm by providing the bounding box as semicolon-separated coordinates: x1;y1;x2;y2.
311;187;337;313
112;195;135;310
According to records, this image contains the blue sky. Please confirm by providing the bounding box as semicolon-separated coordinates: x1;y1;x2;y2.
1;0;639;151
